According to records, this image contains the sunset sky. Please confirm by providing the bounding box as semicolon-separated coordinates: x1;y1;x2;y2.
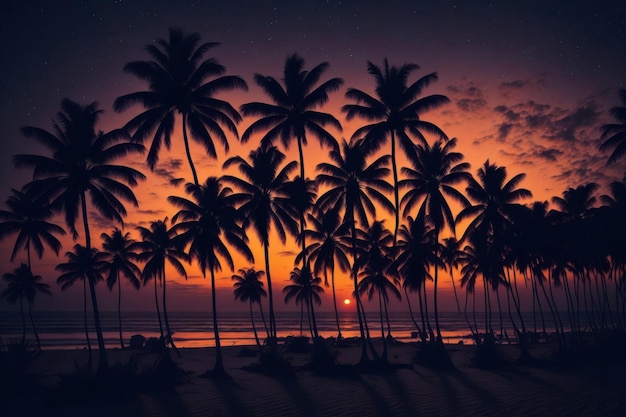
0;1;624;313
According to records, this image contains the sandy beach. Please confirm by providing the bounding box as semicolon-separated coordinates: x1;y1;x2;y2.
3;339;626;417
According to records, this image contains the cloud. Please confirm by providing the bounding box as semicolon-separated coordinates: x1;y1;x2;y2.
446;82;488;113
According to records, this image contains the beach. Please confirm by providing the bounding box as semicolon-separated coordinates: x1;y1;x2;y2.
4;340;626;417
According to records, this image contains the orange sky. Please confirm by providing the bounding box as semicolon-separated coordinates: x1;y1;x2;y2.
1;1;624;312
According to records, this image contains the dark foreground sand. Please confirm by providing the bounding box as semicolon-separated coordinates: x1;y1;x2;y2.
4;341;626;417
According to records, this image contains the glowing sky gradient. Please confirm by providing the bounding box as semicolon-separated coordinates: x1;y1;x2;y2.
1;1;624;312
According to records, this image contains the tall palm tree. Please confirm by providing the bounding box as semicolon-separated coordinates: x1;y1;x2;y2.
114;28;247;185
391;214;438;342
100;228;141;349
56;244;108;370
600;88;626;164
1;264;51;350
355;220;400;362
240;53;343;180
169;177;253;376
16;98;145;373
135;218;190;351
222;145;298;340
399;138;470;340
342;59;450;239
232;268;267;348
316;138;393;363
0;188;65;269
300;207;351;338
283;266;324;339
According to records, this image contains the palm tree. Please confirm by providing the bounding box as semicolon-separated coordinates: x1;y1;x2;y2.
283;266;324;339
16;98;145;373
457;160;532;242
300;207;351;338
391;214;438;342
355;220;400;362
169;177;253;376
1;264;51;350
135;218;190;351
114;27;247;185
222;145;298;340
0;188;65;269
342;59;450;239
316;138;393;363
600;88;626;164
399;138;470;340
100;228;141;349
240;53;343;180
56;244;108;370
232;268;267;348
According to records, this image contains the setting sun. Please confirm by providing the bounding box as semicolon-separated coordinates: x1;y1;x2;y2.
343;299;351;305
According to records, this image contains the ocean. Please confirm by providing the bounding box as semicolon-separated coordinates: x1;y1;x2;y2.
0;309;562;350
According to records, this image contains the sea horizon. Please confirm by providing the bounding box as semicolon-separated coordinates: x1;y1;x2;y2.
0;309;568;350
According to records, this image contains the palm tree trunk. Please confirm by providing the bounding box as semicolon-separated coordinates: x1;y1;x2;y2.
351;224;369;363
404;286;422;337
390;130;400;243
258;300;270;340
210;269;225;375
297;135;306;181
154;275;164;338
263;244;277;341
378;293;388;362
249;301;261;348
19;297;25;345
433;231;442;341
161;269;180;357
450;268;462;313
182;112;200;186
81;193;108;373
83;277;92;370
330;267;342;338
28;302;42;351
117;276;124;349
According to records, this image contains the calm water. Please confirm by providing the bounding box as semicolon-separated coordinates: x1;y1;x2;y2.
0;309;562;350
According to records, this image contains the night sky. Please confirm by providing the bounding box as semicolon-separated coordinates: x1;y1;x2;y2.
1;0;625;311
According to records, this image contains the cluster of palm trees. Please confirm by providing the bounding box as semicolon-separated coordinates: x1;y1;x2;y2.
2;28;626;374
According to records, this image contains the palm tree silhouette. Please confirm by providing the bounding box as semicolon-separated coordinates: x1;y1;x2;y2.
0;188;65;269
457;160;532;242
300;207;351;339
600;88;626;164
240;53;343;181
222;145;298;340
283;266;324;339
342;59;450;239
169;177;253;376
232;268;268;348
1;264;51;349
100;228;141;349
316;138;393;363
400;138;470;340
355;220;400;362
56;244;108;370
391;214;438;342
115;27;247;185
16;98;145;373
135;218;190;352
